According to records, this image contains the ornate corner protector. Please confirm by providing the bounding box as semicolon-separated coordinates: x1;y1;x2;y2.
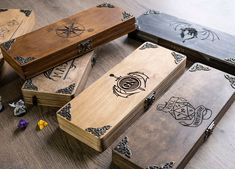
147;161;175;169
122;11;133;21
85;125;111;137
78;39;93;55
189;64;211;72
20;9;32;17
2;39;15;51
224;74;235;89
171;52;185;64
56;83;76;94
114;136;132;158
97;3;115;8
225;58;235;65
144;10;160;15
139;42;158;50
57;103;71;121
14;56;35;65
23;79;38;91
0;9;8;12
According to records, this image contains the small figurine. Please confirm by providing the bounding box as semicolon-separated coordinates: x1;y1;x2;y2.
18;119;29;129
0;96;4;112
9;99;27;116
37;120;48;130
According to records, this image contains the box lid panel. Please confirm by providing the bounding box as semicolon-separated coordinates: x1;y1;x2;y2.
112;63;235;169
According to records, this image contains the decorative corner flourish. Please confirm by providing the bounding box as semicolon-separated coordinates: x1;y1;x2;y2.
144;10;160;15
2;39;15;51
171;52;184;64
225;58;235;65
97;3;115;8
23;79;38;91
85;125;111;137
57;103;71;121
15;56;35;65
224;74;235;89
114;136;132;158
147;161;175;169
20;9;32;17
56;83;76;94
139;42;158;50
189;64;211;72
122;11;133;21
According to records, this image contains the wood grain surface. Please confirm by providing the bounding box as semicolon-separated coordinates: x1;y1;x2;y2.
112;63;235;169
0;0;235;169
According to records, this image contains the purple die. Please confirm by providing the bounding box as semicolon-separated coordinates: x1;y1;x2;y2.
18;119;29;129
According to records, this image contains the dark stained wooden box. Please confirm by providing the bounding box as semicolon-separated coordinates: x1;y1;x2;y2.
21;51;95;107
56;42;186;152
0;3;136;79
0;8;35;67
129;10;235;75
112;63;235;169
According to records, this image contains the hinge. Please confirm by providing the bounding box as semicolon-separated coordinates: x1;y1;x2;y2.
144;91;156;111
204;121;215;141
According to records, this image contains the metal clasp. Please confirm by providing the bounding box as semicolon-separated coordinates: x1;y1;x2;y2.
204;121;215;141
77;39;92;55
144;91;156;111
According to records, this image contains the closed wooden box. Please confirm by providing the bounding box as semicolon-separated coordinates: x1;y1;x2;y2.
56;42;186;152
21;51;95;107
129;10;235;75
0;8;35;67
112;63;235;169
0;3;135;79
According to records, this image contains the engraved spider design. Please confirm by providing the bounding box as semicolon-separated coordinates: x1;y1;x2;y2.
171;22;220;43
56;23;85;38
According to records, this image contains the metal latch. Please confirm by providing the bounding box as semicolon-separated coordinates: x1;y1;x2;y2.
144;91;156;111
77;39;92;55
204;121;215;141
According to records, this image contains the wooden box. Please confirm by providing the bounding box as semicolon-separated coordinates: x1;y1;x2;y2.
21;51;95;107
0;8;35;67
112;63;235;169
56;42;186;152
0;3;136;79
129;10;235;75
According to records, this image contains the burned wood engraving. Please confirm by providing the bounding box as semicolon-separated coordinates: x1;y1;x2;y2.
189;64;211;72
157;97;212;127
224;74;235;89
139;42;158;50
15;56;35;65
114;136;132;158
85;125;111;137
57;103;71;121
171;22;220;43
171;52;185;64
56;83;76;94
23;79;38;91
110;72;149;98
56;23;85;38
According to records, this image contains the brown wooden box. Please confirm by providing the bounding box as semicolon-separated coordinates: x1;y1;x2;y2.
21;51;95;107
0;8;35;67
112;63;235;169
56;42;186;152
129;10;235;75
0;3;135;79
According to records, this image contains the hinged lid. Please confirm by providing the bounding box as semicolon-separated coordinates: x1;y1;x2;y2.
0;8;35;67
0;4;136;79
112;63;235;169
56;42;186;152
130;10;235;75
22;51;95;107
